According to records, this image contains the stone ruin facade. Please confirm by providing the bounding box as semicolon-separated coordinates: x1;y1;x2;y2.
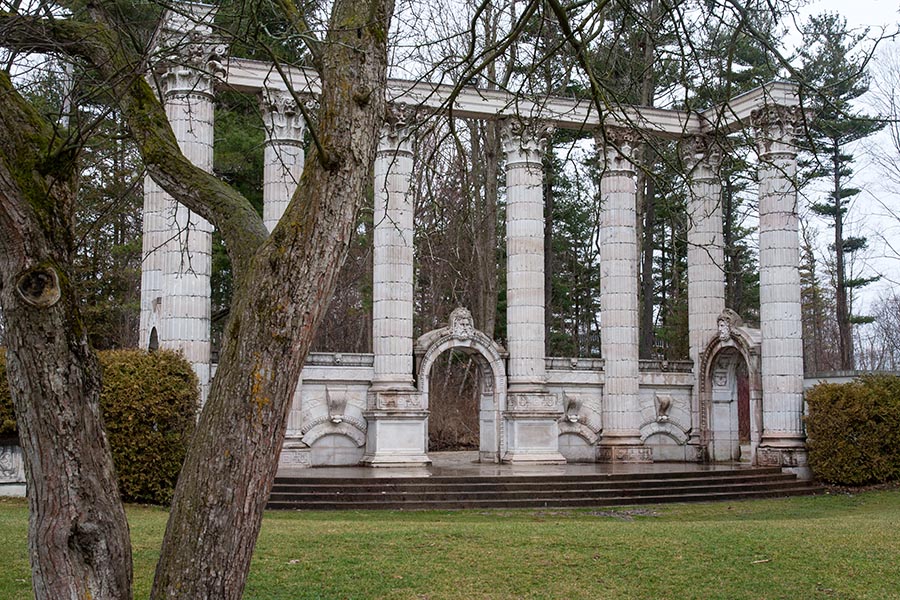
137;5;810;478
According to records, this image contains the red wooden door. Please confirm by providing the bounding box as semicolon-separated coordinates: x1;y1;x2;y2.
737;362;750;442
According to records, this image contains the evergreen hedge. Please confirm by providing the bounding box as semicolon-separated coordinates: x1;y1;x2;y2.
805;375;900;485
0;348;198;504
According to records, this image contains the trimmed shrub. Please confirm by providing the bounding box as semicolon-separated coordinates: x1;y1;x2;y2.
99;350;198;504
806;375;900;485
0;348;198;504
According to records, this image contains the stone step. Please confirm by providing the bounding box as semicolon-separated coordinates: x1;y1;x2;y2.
266;486;820;511
270;472;797;495
267;467;821;511
272;466;785;486
269;479;813;503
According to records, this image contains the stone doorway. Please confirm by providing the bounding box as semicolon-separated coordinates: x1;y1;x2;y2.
706;346;757;462
426;350;482;452
415;308;508;463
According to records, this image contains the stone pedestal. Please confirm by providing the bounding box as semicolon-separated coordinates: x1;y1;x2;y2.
753;104;809;478
500;120;565;464
361;391;430;467
504;393;566;464
596;128;650;463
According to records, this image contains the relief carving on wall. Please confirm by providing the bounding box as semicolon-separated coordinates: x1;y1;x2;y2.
716;308;744;343
449;306;475;340
655;394;673;422
563;393;582;423
0;446;23;483
511;393;556;409
713;369;729;388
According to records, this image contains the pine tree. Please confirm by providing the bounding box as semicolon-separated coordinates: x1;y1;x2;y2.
798;12;884;370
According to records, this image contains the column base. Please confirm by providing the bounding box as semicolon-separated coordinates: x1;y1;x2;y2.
756;445;811;479
361;408;431;468
504;393;566;464
597;445;653;463
278;441;311;469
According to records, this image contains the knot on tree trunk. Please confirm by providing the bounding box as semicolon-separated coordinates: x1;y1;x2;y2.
16;265;61;308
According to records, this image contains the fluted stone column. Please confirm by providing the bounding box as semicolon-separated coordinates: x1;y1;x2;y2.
683;136;726;455
260;89;308;465
500;120;564;464
596;128;650;463
141;6;221;406
261;89;306;232
371;111;415;390
684;137;725;362
362;106;427;467
753;104;808;476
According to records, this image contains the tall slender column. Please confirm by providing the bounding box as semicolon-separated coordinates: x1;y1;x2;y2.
596;128;650;463
500;119;564;464
141;6;222;406
684;137;726;362
362;106;427;467
371;108;416;391
752;104;808;476
502;120;549;391
683;136;726;455
261;89;306;232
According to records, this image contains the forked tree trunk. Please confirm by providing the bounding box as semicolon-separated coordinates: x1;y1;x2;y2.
147;0;395;597
0;72;133;600
0;0;393;595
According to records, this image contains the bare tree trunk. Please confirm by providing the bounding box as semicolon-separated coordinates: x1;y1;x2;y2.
544;152;555;353
637;0;659;359
475;120;500;337
833;142;853;370
1;0;392;596
0;72;133;600
639;172;656;358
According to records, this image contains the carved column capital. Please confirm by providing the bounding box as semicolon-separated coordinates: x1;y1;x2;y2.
378;103;418;156
681;135;722;181
501;118;554;166
595;126;639;175
751;104;801;160
260;89;308;145
157;7;226;99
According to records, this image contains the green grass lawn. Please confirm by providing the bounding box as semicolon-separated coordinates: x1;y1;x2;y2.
1;491;898;599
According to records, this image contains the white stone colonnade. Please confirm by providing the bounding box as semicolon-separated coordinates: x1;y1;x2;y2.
140;4;809;473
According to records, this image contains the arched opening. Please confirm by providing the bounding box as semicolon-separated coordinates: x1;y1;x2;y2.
426;349;482;452
707;347;752;461
415;309;507;463
148;327;159;352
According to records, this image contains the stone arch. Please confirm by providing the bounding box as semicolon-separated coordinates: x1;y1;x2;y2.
698;311;762;463
415;308;508;463
148;327;159;352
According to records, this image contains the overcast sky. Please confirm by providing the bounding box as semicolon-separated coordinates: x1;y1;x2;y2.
789;0;900;314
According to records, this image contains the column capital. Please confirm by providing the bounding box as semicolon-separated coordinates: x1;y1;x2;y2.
595;126;639;175
260;89;308;145
751;104;801;161
681;135;722;181
378;103;418;156
501;118;553;166
157;7;226;99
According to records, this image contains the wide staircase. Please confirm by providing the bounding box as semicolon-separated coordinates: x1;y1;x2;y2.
267;466;820;511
